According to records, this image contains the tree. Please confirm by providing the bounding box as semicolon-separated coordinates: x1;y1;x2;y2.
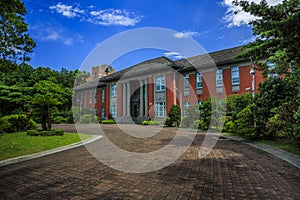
32;80;71;130
233;0;300;74
165;105;181;127
0;0;36;72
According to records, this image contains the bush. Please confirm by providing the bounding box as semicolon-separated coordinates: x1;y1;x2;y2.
223;121;236;133
166;105;181;127
101;119;116;124
80;114;98;124
142;120;160;126
0;114;38;133
234;105;255;137
27;129;64;136
53;116;68;124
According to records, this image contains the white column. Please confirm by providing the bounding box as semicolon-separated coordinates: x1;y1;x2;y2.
122;82;126;117
144;79;148;117
139;80;144;117
126;82;130;116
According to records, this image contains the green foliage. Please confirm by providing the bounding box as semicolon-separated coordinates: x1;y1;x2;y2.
101;119;116;124
0;114;37;133
166;105;181;127
142;120;160;126
80;114;98;124
226;93;252;121
0;0;36;72
234;0;300;75
234;105;255;137
27;129;64;136
181;104;200;128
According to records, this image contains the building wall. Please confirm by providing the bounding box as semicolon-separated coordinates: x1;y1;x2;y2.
80;63;265;120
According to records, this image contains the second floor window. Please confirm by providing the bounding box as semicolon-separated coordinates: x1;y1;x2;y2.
196;72;203;89
267;62;278;78
111;84;117;97
216;69;223;87
184;74;189;89
155;76;165;92
231;66;240;85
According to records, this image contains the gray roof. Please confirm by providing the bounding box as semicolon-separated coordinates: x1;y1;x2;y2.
99;56;174;82
175;46;246;72
74;46;247;90
73;79;106;91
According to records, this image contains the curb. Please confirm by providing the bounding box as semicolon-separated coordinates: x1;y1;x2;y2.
0;135;103;167
217;133;300;169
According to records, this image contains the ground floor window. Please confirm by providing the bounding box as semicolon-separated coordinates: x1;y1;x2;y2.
110;105;117;117
155;102;165;117
101;106;105;118
184;102;190;117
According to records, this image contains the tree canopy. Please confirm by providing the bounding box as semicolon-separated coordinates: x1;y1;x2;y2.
234;0;300;74
0;0;36;72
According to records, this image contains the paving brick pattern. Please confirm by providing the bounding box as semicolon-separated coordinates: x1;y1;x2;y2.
0;124;299;199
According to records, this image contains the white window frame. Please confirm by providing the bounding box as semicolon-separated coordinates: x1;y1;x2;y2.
216;69;223;87
101;88;105;102
110;105;117;117
231;66;240;85
89;90;92;104
184;74;189;89
155;76;165;92
196;72;203;89
101;106;105;118
183;102;190;117
267;62;278;78
111;84;117;97
155;102;165;117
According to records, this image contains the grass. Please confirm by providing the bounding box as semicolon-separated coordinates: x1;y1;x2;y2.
258;139;300;156
0;132;92;161
221;132;300;156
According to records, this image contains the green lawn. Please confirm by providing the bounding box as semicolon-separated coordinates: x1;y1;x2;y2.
258;139;300;156
0;132;92;161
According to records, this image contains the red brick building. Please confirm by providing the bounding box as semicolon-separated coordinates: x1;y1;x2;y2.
73;46;266;122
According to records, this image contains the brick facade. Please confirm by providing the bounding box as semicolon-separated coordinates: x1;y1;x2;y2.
74;46;266;121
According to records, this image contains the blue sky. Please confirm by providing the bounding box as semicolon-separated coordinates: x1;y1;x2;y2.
23;0;282;72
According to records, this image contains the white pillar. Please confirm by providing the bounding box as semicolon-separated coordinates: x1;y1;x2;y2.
139;80;144;117
126;82;130;116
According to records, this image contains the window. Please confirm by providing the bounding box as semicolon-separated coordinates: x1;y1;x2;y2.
111;84;117;97
231;66;240;85
155;102;165;117
89;90;92;104
101;89;105;102
94;89;97;103
101;106;105;118
184;74;189;89
196;72;203;89
216;69;223;87
289;61;295;73
198;100;202;106
110;105;117;117
183;102;190;117
155;76;165;92
267;62;278;78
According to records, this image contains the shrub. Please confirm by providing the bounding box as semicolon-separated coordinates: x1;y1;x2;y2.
191;120;200;129
223;121;236;133
143;120;160;125
101;119;116;124
53;116;68;124
166;105;181;127
234;105;255;137
80;114;93;124
0;114;38;133
27;129;64;136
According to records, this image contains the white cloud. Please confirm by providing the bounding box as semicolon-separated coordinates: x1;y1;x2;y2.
64;38;74;45
222;0;283;28
173;31;199;39
49;3;142;26
242;36;257;44
164;51;185;60
50;2;85;18
88;9;142;26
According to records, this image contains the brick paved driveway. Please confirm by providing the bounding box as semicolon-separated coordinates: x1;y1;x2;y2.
0;124;299;199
